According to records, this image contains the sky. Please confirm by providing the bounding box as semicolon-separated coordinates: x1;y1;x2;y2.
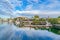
0;0;60;18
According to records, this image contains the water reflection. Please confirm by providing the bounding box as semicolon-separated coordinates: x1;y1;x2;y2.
0;22;60;40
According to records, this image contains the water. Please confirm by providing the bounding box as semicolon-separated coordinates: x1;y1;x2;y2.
0;22;60;40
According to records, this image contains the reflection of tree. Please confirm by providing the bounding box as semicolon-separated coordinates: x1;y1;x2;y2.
49;27;60;35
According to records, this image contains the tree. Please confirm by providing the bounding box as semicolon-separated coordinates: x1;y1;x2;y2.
40;18;46;21
33;15;39;18
32;15;40;25
48;18;58;24
58;16;60;18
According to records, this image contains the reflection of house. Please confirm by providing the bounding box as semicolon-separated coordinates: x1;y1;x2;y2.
23;19;52;27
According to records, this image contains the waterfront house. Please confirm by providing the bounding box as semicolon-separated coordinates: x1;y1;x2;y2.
13;17;52;28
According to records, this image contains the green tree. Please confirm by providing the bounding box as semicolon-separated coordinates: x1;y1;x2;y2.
33;15;39;19
40;18;46;21
48;18;58;24
58;16;60;18
32;15;40;25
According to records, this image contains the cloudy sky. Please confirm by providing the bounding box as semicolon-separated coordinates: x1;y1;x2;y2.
0;0;60;18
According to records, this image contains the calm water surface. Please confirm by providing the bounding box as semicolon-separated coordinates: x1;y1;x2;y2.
0;22;60;40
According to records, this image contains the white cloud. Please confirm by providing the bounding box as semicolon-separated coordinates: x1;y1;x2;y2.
14;10;60;15
0;0;60;18
40;0;60;10
24;4;33;10
9;0;23;7
0;0;14;17
46;0;60;8
24;0;60;11
14;10;40;14
27;0;39;3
